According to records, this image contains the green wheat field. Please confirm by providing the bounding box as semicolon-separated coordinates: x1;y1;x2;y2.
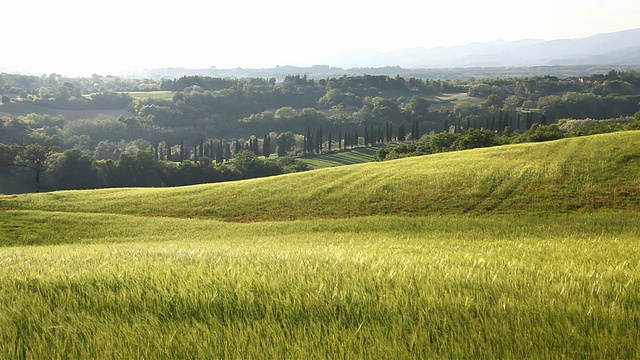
1;131;639;358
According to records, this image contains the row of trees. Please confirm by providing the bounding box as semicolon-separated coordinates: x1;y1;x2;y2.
376;113;640;161
1;138;309;193
3;70;640;194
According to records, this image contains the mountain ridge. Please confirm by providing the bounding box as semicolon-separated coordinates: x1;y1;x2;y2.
321;28;640;69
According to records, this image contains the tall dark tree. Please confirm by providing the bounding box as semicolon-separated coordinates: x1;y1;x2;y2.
262;134;271;157
315;128;322;154
215;142;224;164
398;124;406;142
48;149;99;190
412;120;420;140
364;126;369;146
12;137;60;192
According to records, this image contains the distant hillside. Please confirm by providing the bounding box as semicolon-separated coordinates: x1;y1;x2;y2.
116;28;640;80
3;131;639;221
322;28;640;69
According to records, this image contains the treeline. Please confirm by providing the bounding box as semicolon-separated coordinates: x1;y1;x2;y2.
376;114;640;161
0;73;158;95
2;70;640;194
0;143;308;193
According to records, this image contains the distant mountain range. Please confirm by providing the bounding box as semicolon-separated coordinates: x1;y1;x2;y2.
6;28;637;80
119;28;640;80
316;28;640;68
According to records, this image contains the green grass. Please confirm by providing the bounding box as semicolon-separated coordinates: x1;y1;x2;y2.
1;131;640;358
3;131;639;221
124;91;175;101
1;210;639;358
296;145;384;168
0;101;133;120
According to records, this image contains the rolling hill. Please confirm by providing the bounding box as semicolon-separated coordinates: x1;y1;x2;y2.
3;131;639;221
1;131;639;358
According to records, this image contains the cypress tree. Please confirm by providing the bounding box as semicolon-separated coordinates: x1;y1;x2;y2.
338;130;342;150
516;113;521;131
364;127;369;146
224;143;231;161
278;134;286;156
215;142;223;164
398;124;405;142
317;128;322;153
199;139;204;157
328;131;332;151
526;112;533;129
306;125;312;153
263;134;270;158
166;142;171;161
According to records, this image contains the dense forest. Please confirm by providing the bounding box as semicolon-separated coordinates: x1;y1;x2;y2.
1;69;640;193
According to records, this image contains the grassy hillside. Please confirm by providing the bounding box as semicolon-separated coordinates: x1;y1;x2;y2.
1;210;638;358
1;131;639;358
3;131;639;221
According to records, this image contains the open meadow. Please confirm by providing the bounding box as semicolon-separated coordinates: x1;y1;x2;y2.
1;131;639;358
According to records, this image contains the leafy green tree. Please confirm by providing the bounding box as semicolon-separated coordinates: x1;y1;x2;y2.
230;150;282;179
453;129;498;150
370;97;401;125
47;149;100;190
430;132;462;152
405;96;431;121
0;143;15;168
12;137;60;192
113;151;163;187
516;124;565;143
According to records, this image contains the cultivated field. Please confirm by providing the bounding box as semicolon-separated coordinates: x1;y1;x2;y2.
296;145;384;168
1;131;639;358
0;101;134;120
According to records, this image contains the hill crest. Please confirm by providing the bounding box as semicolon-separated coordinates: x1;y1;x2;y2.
2;131;639;221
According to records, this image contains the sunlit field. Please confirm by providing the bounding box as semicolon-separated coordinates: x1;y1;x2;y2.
1;211;639;358
1;131;639;358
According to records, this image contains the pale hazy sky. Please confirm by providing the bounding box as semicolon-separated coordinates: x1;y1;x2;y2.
3;0;639;76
